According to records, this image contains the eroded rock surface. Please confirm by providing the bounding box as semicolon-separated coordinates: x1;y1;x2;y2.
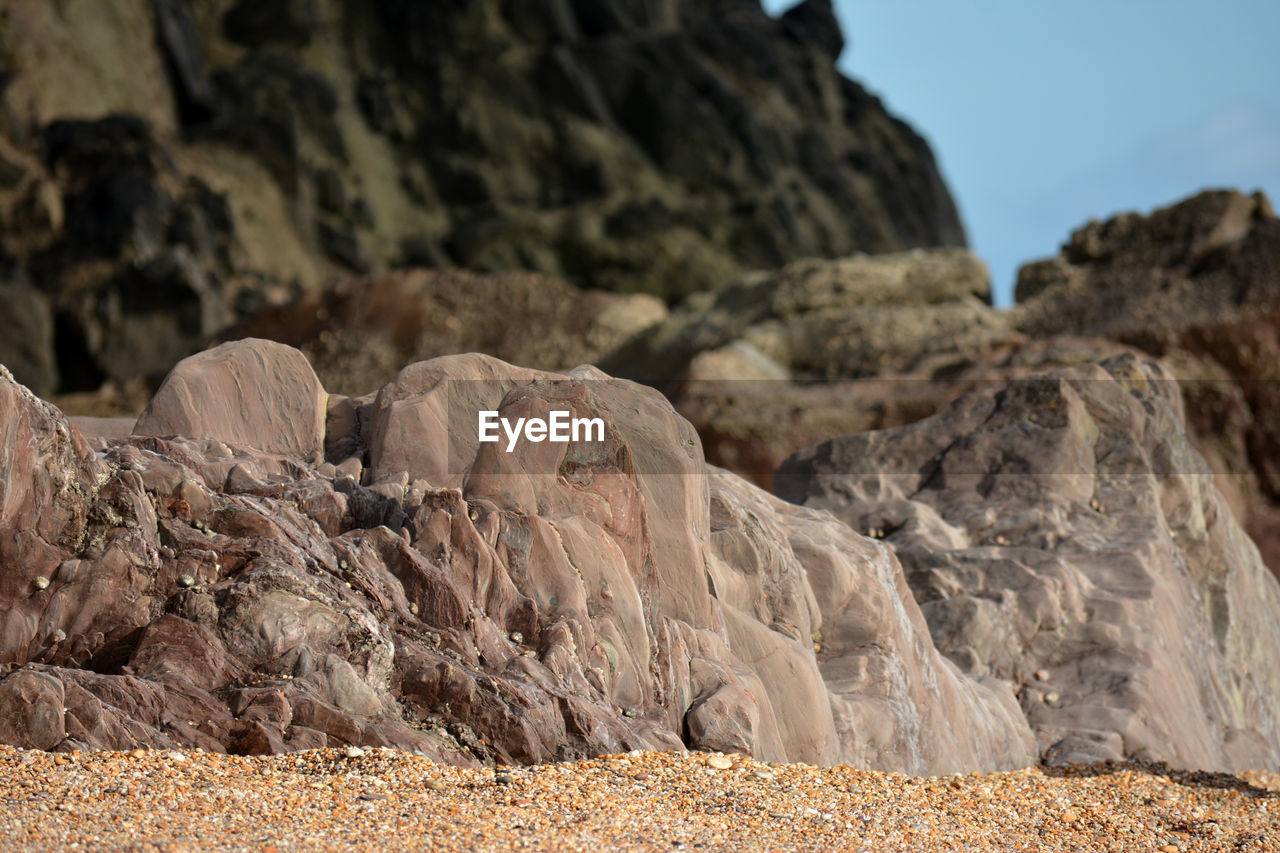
0;341;1034;773
778;355;1280;772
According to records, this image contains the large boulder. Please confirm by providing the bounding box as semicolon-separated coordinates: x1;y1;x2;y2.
1;345;1036;772
133;338;328;462
778;354;1280;772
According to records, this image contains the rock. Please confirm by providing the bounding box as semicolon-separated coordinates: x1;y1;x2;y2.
604;247;997;384
0;345;1037;772
778;354;1280;772
1015;190;1279;337
1011;189;1280;573
0;669;66;750
0;280;57;396
229;269;668;397
780;0;844;62
0;0;964;403
222;0;319;48
133;338;327;462
152;0;216;122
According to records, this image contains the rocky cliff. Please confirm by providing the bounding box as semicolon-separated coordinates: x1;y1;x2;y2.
0;0;964;397
0;339;1033;773
4;337;1279;774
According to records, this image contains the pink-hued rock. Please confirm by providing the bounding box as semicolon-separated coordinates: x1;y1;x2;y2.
0;348;1038;772
133;338;327;463
0;365;158;672
779;355;1280;772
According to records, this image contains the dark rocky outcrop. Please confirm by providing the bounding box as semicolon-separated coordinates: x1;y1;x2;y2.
0;341;1033;773
0;0;964;397
778;355;1280;772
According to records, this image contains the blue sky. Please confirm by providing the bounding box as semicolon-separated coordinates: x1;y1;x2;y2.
762;1;1280;305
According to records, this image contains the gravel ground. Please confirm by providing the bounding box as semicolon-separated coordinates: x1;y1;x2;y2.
1;744;1276;852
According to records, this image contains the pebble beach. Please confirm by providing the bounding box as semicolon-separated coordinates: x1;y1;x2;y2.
2;745;1276;852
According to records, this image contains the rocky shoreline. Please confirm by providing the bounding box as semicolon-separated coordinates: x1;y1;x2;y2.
1;2;1279;849
3;323;1280;780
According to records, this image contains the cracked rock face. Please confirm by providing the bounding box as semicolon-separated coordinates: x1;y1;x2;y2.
0;340;1033;773
778;354;1280;772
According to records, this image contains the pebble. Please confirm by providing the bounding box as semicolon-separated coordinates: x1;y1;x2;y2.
32;576;49;590
177;573;196;588
705;753;733;770
1035;669;1050;681
0;746;1276;851
344;746;366;758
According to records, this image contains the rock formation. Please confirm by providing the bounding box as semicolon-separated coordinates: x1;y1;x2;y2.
0;340;1034;773
602;190;1280;577
777;355;1280;772
0;0;963;396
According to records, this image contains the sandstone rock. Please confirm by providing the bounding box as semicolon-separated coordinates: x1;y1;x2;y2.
604;247;998;383
0;669;65;750
778;355;1280;772
0;346;1036;772
133;338;327;462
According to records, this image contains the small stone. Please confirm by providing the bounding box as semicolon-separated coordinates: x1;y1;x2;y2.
339;559;349;570
509;631;523;645
130;748;147;759
177;573;196;588
494;772;515;785
50;629;66;643
166;751;187;762
344;746;366;758
1061;809;1079;822
409;602;419;615
994;535;1010;546
33;576;49;590
1044;690;1060;704
706;753;733;770
1035;669;1050;681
